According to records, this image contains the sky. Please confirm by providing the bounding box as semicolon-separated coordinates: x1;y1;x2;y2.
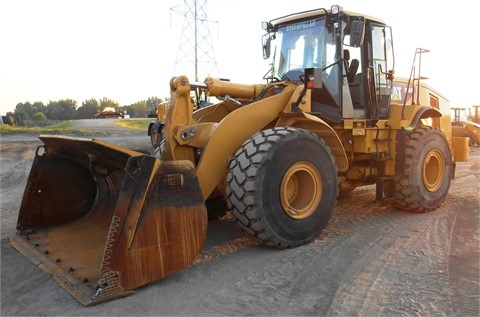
0;0;478;115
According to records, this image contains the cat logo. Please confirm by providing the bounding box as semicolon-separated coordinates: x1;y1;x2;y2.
391;86;402;101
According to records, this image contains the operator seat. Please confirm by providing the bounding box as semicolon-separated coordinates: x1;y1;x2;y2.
347;59;359;83
344;49;351;69
343;49;359;83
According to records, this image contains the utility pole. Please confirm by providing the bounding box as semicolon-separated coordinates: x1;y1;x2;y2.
171;0;219;82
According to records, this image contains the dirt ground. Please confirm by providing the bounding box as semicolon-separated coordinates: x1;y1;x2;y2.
1;119;479;316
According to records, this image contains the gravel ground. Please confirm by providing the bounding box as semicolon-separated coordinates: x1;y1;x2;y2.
1;119;478;316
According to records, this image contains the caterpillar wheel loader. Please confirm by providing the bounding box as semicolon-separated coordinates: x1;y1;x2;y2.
11;5;468;305
452;106;480;146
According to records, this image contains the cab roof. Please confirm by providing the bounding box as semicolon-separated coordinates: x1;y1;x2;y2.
269;7;385;26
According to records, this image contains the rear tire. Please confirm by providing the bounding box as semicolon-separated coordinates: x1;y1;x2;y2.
394;125;452;212
226;127;338;249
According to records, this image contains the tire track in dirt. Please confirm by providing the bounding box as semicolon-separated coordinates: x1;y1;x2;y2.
445;152;480;316
325;152;480;317
0;141;40;239
0;141;38;190
326;207;455;316
176;189;460;316
189;151;479;316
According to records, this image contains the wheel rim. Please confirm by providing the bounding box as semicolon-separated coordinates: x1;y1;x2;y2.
422;149;445;192
151;129;158;146
280;161;322;219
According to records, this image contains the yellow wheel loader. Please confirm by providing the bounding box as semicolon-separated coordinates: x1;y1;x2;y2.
11;5;468;305
452;106;480;146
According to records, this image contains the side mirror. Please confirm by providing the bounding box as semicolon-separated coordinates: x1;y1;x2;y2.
349;20;365;47
262;34;272;59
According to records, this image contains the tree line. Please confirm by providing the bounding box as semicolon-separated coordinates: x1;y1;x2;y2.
3;96;163;126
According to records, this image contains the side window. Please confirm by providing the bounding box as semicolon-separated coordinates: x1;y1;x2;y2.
370;23;393;117
371;25;387;86
370;24;393;87
343;20;362;80
430;94;439;109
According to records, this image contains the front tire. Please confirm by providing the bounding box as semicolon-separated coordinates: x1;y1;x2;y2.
394;125;453;212
226;127;338;249
149;124;162;149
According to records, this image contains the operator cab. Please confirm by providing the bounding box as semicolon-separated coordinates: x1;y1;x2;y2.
262;5;395;123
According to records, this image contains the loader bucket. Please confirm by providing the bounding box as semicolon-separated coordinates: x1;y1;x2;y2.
10;135;207;305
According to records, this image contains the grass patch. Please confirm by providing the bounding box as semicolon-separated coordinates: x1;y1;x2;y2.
1;120;76;134
114;119;151;131
1;118;153;135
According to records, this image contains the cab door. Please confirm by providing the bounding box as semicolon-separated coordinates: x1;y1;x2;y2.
365;23;394;119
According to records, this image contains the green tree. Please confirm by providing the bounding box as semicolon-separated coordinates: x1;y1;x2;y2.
13;110;29;126
46;99;77;120
32;112;48;121
14;102;32;119
124;100;149;118
14;101;46;119
99;97;119;111
146;96;163;115
32;101;47;116
77;98;99;119
30;112;49;126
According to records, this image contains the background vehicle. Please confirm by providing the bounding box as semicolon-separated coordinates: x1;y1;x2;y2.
469;105;480;124
147;101;167;147
452;106;480;146
94;106;124;119
11;5;468;305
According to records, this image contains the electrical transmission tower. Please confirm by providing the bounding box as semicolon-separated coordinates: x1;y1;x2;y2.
171;0;219;82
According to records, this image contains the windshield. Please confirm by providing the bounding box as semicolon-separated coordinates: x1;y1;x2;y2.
272;17;336;81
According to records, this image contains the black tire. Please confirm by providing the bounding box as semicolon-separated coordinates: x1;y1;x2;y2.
149;124;162;149
394;125;453;212
226;127;338;249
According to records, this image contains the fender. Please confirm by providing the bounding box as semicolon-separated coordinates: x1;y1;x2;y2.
407;106;442;129
147;121;164;137
276;112;349;172
195;87;297;200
